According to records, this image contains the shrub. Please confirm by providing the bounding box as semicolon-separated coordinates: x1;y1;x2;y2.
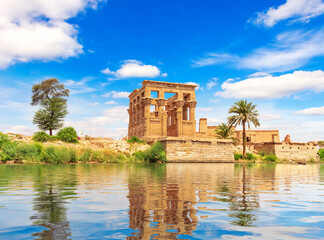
264;155;277;162
234;152;243;160
0;132;11;149
127;136;146;144
133;151;145;162
0;141;18;163
319;149;324;161
57;127;78;143
79;149;92;162
143;142;167;163
246;153;257;161
32;131;50;143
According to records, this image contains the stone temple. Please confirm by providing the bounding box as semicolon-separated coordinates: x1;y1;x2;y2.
128;80;197;139
127;80;318;162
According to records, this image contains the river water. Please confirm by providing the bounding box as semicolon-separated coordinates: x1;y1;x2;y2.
0;163;323;240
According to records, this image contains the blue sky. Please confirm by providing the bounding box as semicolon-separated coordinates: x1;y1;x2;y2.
0;0;324;141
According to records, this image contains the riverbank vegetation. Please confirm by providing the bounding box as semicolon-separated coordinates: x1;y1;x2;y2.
234;150;323;163
0;132;166;164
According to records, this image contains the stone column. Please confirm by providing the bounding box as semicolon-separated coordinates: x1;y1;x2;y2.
175;100;185;137
157;99;166;136
142;98;152;137
189;101;197;136
188;101;197;121
127;109;132;137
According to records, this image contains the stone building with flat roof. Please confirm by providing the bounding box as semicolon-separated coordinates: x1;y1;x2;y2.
128;80;197;140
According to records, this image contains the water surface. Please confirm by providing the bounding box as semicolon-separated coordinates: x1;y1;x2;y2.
0;163;323;239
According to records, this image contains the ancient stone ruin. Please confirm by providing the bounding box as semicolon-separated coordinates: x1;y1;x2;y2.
128;80;318;162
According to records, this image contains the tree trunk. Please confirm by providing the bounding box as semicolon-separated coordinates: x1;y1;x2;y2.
49;129;53;136
242;120;246;158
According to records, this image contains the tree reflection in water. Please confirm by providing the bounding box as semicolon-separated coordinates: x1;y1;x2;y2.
31;165;77;240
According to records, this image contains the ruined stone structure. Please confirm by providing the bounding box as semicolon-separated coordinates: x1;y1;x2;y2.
128;80;318;162
128;80;197;140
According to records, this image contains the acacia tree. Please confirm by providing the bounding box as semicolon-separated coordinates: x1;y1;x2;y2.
31;79;69;135
228;100;260;158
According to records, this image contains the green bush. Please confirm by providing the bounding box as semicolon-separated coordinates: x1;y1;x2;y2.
143;142;167;163
57;127;78;143
234;152;243;160
0;132;11;149
32;131;50;143
264;154;277;162
246;153;257;161
319;149;324;161
127;136;146;144
79;149;92;162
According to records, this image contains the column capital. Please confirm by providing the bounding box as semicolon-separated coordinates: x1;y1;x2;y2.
188;101;197;108
156;98;165;106
174;100;185;108
141;97;152;105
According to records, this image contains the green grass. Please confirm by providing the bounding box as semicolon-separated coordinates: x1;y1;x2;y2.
319;149;324;162
127;136;146;144
263;155;277;162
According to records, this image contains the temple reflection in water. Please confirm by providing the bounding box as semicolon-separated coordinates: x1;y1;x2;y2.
0;164;321;240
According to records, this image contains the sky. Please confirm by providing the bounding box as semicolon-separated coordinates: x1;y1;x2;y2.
0;0;324;141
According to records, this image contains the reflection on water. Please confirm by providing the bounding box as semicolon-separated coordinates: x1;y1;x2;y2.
0;163;323;239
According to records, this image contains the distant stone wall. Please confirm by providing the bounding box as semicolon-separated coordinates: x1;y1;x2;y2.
242;142;319;162
159;137;234;162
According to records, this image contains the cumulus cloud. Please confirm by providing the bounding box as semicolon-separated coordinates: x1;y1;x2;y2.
185;82;201;90
251;0;324;27
65;106;129;138
101;60;167;79
102;91;130;98
194;29;324;72
215;70;324;99
296;106;324;115
0;0;104;69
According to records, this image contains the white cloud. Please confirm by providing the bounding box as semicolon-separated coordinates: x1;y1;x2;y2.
90;102;100;106
0;0;104;69
194;29;324;72
192;53;238;67
65;106;129;138
105;100;117;105
215;70;324;99
248;72;271;78
296;106;324;115
102;91;130;98
196;107;213;112
260;114;281;120
251;0;324;27
207;77;218;89
5;125;35;135
101;60;167;79
64;77;96;94
185;82;201;90
206;118;222;125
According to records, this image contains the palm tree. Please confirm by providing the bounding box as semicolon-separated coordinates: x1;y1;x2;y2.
228;100;260;158
214;123;239;145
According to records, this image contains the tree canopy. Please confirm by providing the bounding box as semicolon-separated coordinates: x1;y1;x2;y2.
31;79;69;135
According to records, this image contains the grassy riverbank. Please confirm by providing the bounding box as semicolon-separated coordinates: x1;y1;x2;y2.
234;151;323;163
0;133;167;164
